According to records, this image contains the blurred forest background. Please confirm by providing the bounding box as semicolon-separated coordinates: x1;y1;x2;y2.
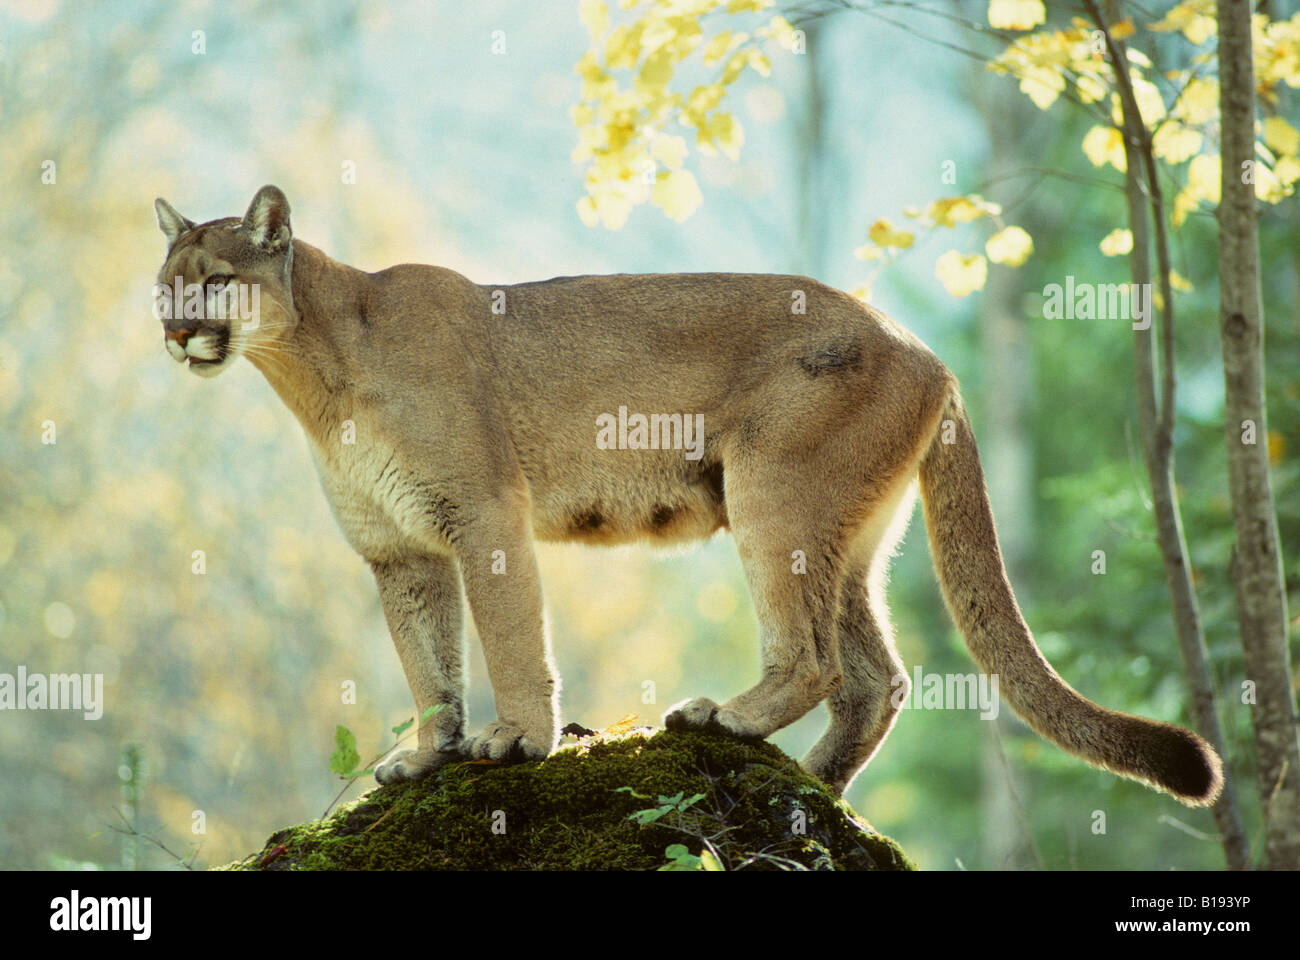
0;0;1296;871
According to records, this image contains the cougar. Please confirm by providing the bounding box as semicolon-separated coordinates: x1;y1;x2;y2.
151;185;1223;806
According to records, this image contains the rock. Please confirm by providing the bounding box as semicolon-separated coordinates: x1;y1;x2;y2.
220;728;913;871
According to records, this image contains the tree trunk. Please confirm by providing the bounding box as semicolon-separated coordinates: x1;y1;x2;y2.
1216;0;1300;870
972;67;1035;871
1087;0;1249;869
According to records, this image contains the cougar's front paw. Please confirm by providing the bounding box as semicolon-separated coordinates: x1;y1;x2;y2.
663;698;764;739
373;746;461;785
461;721;549;763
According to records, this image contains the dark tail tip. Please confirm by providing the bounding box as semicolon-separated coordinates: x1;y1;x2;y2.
1151;724;1224;807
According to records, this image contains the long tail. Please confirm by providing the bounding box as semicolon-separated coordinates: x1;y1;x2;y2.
917;389;1223;807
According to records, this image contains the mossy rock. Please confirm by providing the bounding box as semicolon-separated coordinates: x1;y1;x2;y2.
221;728;914;871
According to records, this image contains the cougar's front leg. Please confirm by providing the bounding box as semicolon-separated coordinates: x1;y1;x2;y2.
455;494;559;763
371;553;468;784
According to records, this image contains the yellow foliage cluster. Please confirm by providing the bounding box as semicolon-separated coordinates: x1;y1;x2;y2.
572;0;1298;304
853;195;1032;301
989;4;1300;257
572;0;786;228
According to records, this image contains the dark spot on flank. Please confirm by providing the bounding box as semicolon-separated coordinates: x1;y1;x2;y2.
798;341;863;376
650;505;675;529
572;509;605;532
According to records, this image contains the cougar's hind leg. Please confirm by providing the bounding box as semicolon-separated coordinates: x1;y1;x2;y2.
802;477;918;794
664;458;852;739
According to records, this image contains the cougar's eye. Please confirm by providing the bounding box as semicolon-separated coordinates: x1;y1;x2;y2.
206;273;233;289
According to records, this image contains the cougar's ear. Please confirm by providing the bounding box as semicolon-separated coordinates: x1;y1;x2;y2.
242;185;292;253
154;197;195;249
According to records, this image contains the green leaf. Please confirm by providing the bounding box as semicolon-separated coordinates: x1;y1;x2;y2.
391;717;415;738
393;704;446;738
329;725;361;778
627;806;670;824
658;844;704;871
614;786;652;800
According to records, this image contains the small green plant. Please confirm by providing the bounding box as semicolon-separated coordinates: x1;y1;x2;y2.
615;788;705;825
323;704;446;817
328;726;364;778
659;843;724;871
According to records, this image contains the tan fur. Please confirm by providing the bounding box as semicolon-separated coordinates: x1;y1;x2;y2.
152;186;1223;805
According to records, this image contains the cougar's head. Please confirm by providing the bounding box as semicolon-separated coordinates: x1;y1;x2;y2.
153;185;297;378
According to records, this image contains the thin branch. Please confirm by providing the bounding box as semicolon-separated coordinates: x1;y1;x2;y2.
107;810;197;872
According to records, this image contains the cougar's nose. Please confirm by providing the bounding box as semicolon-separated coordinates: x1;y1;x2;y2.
166;328;195;347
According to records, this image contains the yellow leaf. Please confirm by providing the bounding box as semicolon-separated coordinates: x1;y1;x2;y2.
605;24;644;69
600;713;641;736
653;169;703;221
1110;19;1136;40
934;251;988;297
985;226;1034;266
759;15;798;49
1171;77;1218;124
849;284;872;302
641;17;677;56
650;133;688;170
1172;185;1199;227
1274;154;1300;187
701;31;736;67
1148;1;1216;46
1099;228;1132;256
1076;74;1108;103
1152;120;1203;164
1187;152;1222;204
721;50;748;84
577;195;600;227
929;194;999;227
1169;270;1194;292
1021;64;1066;110
639;50;674;88
868;218;914;249
698;111;743;160
579;0;609;41
988;0;1045;31
1254;162;1288;204
1268;430;1285;466
1263;116;1300;157
1111;73;1167;127
727;0;773;12
597;192;635;230
685;83;725;121
1082;125;1127;170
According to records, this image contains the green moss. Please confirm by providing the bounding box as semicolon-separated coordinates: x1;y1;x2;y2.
219;729;914;871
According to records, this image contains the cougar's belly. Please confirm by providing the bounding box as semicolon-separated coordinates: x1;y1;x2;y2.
527;456;728;546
